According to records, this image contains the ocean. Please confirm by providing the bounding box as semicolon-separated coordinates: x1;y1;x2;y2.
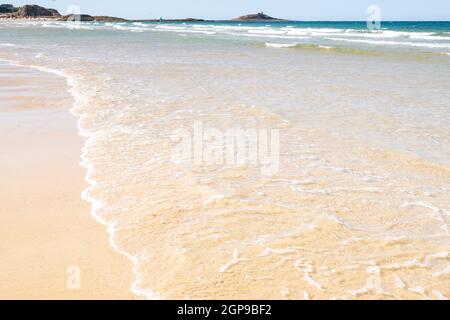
1;20;449;299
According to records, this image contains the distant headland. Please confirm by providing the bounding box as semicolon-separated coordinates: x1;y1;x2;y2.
0;4;285;22
0;4;60;18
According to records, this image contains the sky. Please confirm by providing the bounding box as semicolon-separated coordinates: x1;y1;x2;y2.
6;0;450;20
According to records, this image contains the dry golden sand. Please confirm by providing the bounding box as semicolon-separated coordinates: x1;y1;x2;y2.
0;62;135;299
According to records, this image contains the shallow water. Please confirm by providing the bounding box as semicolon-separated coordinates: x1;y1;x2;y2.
1;20;449;299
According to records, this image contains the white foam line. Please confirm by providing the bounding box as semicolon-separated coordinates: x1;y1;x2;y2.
0;57;159;300
325;37;450;49
265;42;298;48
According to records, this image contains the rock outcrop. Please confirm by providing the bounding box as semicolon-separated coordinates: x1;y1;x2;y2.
12;4;60;18
234;12;282;21
60;14;128;22
1;4;128;21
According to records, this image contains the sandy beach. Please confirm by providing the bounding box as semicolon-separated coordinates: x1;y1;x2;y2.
0;62;135;299
1;14;449;300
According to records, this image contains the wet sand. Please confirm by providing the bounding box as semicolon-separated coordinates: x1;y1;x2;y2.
0;62;135;299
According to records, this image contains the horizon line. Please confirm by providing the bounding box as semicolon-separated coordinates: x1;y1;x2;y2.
2;4;450;22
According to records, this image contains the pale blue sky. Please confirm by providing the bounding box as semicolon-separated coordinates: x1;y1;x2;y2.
7;0;450;20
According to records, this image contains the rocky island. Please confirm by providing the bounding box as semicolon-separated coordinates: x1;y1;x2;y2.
135;18;206;23
60;14;127;23
234;12;284;21
0;4;125;22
